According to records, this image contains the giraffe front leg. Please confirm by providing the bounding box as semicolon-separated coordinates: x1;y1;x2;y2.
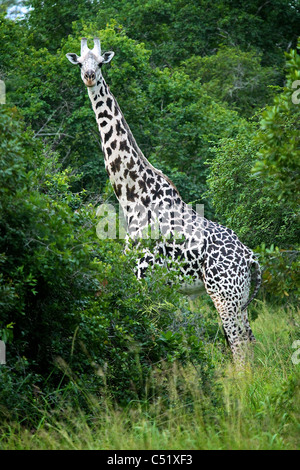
135;249;156;279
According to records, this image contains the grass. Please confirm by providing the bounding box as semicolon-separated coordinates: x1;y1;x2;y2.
1;301;299;450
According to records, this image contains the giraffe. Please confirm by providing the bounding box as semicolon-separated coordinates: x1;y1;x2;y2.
66;38;261;362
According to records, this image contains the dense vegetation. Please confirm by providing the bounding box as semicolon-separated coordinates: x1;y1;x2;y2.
0;0;299;450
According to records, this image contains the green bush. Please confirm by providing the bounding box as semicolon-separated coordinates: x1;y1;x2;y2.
0;106;213;420
256;244;299;304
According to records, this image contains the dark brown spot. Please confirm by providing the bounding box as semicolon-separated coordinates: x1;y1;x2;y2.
138;179;147;193
151;182;164;200
104;126;113;143
141;195;151;207
127;157;135;170
126;185;137;202
106;97;113;111
116;120;126;135
166;188;175;196
111;155;122;174
98;110;113;120
113;183;122;198
120;140;130;153
129;171;138;181
146;177;154;186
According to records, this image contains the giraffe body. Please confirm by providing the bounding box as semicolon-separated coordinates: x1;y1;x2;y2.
66;39;261;362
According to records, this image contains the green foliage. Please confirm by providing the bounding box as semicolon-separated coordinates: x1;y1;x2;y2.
0;0;299;442
206;124;298;250
0;14;25;76
148;68;243;183
0;1;24;16
0;107;98;363
1;303;299;450
0;106;212;415
24;0;98;52
256;244;299;302
181;46;279;117
2;6;298;211
0;322;14;344
91;0;300;68
253;41;300;210
3;20;155;194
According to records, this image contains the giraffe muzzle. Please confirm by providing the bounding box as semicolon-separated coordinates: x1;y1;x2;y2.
84;70;96;86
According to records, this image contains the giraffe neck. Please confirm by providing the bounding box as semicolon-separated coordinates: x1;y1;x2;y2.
88;77;183;224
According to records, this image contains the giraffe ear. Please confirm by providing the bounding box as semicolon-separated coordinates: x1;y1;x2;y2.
66;53;80;65
102;51;115;64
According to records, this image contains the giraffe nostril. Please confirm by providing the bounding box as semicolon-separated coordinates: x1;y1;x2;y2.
84;71;96;81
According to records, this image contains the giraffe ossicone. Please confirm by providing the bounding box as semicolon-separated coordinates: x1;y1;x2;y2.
66;37;262;363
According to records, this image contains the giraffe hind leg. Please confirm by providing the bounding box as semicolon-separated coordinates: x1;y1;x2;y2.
242;308;256;343
210;294;254;364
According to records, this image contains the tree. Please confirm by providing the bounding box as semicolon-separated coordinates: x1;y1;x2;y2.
253;41;300;211
0;106;100;371
0;0;24;16
181;46;279;117
91;0;300;68
24;0;98;52
206;123;298;249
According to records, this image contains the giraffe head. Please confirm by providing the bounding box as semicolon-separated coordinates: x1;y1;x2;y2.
66;38;114;87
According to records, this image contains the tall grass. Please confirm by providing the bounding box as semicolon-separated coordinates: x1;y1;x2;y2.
1;301;299;450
